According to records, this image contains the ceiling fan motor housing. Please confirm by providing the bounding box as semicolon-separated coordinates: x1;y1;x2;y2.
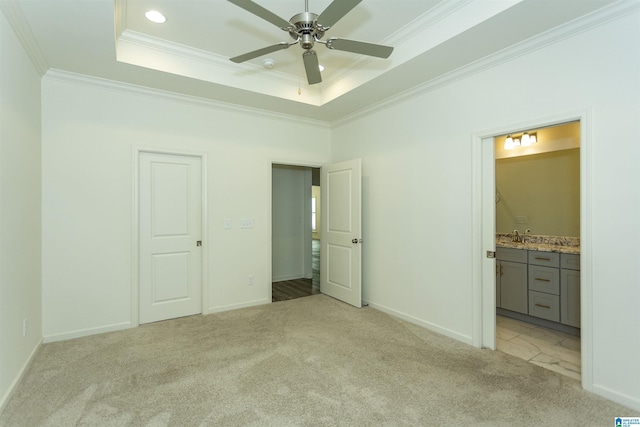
289;12;324;49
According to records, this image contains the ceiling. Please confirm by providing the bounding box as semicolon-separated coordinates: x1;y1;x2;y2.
6;0;619;122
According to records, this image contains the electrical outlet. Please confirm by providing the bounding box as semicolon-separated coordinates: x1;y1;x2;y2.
23;318;27;337
248;275;254;286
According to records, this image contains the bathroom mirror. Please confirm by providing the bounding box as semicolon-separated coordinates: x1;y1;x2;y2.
495;121;580;238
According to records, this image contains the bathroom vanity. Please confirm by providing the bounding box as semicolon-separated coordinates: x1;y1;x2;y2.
496;234;580;335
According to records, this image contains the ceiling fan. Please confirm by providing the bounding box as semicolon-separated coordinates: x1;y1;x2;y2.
227;0;394;85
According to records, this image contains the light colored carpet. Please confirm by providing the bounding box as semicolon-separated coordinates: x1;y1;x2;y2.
1;294;637;426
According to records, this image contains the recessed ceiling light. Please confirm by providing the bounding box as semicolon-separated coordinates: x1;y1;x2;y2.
145;10;166;24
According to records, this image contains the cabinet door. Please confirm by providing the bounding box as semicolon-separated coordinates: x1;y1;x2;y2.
499;261;528;314
561;269;581;327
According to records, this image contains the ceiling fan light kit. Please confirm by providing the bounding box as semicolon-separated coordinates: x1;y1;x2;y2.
227;0;394;85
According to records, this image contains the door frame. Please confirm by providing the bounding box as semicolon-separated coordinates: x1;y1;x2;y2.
131;146;209;327
268;159;324;303
471;108;592;391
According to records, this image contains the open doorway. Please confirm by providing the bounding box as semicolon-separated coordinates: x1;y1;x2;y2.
493;121;581;380
271;164;321;302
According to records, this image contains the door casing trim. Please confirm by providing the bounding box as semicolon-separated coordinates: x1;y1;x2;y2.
471;108;592;391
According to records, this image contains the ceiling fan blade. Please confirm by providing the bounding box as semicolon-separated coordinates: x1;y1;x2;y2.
326;38;393;58
230;42;291;63
302;50;322;85
316;0;362;29
227;0;292;30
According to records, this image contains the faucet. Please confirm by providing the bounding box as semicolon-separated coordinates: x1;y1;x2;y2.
512;230;520;243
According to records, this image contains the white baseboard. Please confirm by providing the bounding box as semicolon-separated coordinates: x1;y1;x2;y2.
208;298;270;314
0;338;43;413
592;384;640;412
364;300;474;346
43;321;132;343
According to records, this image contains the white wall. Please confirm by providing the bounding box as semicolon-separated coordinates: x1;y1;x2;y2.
331;10;640;410
272;165;312;282
0;11;43;410
41;77;330;341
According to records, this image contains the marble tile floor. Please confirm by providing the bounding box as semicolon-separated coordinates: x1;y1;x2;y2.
496;315;581;381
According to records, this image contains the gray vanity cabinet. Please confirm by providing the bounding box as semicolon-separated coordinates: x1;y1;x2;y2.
496;245;580;331
560;254;581;328
496;248;528;314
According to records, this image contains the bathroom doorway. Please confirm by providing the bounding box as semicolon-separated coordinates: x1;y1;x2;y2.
493;121;581;380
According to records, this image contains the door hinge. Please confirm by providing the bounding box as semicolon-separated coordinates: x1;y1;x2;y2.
486;250;496;258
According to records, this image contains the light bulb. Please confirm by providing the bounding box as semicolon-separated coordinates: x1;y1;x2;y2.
504;135;514;149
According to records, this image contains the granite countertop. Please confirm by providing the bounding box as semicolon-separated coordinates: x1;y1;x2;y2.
496;233;580;254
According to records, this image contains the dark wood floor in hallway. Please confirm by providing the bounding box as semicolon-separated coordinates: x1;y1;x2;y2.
272;278;320;302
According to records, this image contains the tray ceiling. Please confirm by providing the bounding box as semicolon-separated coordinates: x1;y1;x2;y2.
8;0;621;122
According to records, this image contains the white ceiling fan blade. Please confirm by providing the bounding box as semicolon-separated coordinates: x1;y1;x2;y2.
316;0;362;29
325;38;393;58
227;0;292;30
230;42;291;63
302;50;322;85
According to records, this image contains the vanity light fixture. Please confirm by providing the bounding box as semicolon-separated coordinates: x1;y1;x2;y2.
504;132;537;149
145;10;167;24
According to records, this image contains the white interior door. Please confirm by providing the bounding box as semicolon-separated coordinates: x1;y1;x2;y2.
320;159;362;307
139;152;202;324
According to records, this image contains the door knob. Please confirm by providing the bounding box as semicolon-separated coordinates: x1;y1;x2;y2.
352;238;362;244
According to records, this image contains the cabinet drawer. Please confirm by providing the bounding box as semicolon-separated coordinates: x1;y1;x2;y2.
528;251;559;268
528;291;560;322
497;247;527;263
560;253;580;270
528;265;560;295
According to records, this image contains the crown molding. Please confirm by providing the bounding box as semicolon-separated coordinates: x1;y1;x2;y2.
43;69;330;129
332;0;640;128
0;0;49;76
385;0;473;47
118;30;303;89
